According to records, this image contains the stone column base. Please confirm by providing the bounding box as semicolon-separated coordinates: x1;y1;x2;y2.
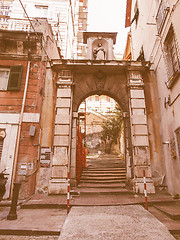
70;178;77;187
132;178;155;194
48;179;67;195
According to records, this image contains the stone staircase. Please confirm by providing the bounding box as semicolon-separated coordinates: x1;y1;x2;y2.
148;201;180;239
71;154;132;195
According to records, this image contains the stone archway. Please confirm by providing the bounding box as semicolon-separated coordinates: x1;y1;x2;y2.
48;59;155;195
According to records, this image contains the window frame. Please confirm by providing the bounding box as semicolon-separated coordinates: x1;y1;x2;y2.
0;65;23;91
164;26;180;88
0;67;10;91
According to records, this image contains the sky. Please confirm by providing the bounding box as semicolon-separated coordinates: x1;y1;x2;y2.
87;0;130;55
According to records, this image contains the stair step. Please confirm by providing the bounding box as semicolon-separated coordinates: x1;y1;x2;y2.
71;188;131;195
82;173;126;177
77;154;128;195
154;203;180;220
80;180;126;184
84;168;126;172
77;183;126;188
81;176;126;182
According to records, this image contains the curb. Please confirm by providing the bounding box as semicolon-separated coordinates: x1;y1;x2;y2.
21;203;67;209
0;229;60;236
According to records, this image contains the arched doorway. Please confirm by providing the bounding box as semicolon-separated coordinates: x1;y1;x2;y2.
76;95;126;188
48;59;155;195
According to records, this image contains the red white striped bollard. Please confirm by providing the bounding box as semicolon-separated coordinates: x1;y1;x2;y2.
67;172;70;214
143;170;148;210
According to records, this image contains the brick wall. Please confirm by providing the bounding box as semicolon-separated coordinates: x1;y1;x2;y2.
0;58;46;198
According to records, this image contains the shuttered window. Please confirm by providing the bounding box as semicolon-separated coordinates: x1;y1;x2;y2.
7;65;23;91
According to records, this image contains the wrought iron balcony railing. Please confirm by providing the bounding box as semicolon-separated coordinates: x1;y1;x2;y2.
0;17;31;32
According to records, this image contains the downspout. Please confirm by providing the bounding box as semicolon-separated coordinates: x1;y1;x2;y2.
10;60;31;196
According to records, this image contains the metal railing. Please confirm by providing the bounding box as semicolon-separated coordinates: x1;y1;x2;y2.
0;17;31;31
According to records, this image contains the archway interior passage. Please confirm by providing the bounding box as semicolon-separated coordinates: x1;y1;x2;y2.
76;94;127;189
78;94;125;156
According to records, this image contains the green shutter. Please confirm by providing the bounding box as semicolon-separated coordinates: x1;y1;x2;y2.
7;65;23;91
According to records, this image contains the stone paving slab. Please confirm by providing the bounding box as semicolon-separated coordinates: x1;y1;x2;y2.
0;208;67;235
58;205;175;240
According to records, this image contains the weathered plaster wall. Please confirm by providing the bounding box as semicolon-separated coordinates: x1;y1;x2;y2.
130;0;180;194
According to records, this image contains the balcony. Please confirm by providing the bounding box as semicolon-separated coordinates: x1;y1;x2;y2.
156;0;170;34
0;17;31;32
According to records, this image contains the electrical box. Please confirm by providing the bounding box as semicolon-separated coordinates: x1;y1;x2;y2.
18;163;27;175
27;163;33;170
18;163;34;175
40;147;51;167
29;125;36;137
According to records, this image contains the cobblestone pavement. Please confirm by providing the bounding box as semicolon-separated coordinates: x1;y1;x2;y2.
0;236;58;240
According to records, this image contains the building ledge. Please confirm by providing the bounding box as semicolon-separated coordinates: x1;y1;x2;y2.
51;59;151;71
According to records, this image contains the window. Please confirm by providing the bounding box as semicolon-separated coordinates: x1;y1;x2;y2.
0;5;11;18
0;65;22;91
164;26;180;88
0;68;10;90
156;0;169;34
35;5;48;18
176;128;180;157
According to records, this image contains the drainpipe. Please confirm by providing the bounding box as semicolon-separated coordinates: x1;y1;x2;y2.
10;60;31;196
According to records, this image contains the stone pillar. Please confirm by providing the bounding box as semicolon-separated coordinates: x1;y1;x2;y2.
128;70;155;193
48;71;73;194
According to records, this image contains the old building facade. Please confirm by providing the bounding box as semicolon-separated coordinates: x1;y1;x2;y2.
0;19;59;198
125;0;180;195
0;0;88;59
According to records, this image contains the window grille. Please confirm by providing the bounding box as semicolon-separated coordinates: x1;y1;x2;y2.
164;26;180;88
156;0;169;34
0;138;3;162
